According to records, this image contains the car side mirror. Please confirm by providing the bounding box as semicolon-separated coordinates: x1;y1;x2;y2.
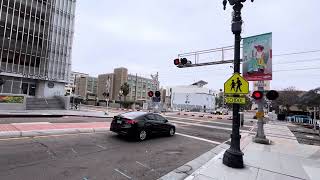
164;119;168;123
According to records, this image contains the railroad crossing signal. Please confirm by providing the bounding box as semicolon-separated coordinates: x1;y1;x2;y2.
266;90;279;100
252;91;263;100
224;73;249;95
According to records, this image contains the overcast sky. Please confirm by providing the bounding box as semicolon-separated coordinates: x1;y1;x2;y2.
71;0;320;91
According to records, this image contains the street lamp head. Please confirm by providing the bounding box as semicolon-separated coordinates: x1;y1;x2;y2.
223;0;227;10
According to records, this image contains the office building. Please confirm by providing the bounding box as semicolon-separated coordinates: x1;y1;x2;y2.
127;74;158;101
74;75;98;99
97;73;114;100
97;67;159;102
0;0;76;97
65;71;88;95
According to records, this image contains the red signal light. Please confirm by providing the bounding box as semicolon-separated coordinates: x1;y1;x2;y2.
252;91;263;100
174;59;180;65
148;91;154;97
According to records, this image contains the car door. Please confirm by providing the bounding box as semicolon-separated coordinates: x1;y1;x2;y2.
144;114;158;134
154;114;169;133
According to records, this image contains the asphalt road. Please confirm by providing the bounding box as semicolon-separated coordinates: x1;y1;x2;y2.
0;114;255;180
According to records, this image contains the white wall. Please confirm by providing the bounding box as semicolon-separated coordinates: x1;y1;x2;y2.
36;81;66;98
168;85;216;110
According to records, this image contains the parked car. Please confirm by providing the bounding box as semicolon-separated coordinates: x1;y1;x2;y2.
110;112;176;141
211;109;228;115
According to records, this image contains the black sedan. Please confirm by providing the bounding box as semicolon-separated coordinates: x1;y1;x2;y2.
110;112;176;141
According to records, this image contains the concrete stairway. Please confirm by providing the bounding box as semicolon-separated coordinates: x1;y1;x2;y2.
26;97;64;110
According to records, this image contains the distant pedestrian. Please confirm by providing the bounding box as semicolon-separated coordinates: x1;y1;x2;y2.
230;80;236;92
236;77;242;92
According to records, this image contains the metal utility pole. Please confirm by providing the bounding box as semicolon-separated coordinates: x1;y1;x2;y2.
314;107;317;131
222;0;254;169
72;74;77;109
253;85;269;144
105;76;111;115
134;73;138;109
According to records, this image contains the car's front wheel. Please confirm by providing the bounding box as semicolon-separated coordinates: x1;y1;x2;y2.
168;127;175;136
137;129;147;141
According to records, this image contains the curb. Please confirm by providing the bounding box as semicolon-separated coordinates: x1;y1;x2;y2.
0;127;109;139
159;130;254;180
0;114;111;118
158;143;230;180
0;114;63;118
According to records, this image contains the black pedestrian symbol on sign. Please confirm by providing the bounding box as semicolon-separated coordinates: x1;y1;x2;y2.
230;78;243;92
236;77;242;92
230;80;236;92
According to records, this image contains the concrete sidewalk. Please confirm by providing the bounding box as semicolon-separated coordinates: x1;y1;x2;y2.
0;109;120;118
0;122;110;138
185;121;320;180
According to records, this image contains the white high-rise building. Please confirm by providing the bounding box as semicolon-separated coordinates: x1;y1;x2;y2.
0;0;76;97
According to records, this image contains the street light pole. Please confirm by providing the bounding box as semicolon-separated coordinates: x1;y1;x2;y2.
222;0;254;169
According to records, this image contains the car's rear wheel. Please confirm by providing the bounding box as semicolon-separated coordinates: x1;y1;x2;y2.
137;129;147;141
168;127;175;136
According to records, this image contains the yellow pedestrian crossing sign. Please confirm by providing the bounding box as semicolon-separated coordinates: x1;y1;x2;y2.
224;73;249;94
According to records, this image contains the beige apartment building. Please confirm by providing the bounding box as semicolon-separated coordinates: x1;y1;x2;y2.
74;76;98;99
97;67;159;102
97;73;114;100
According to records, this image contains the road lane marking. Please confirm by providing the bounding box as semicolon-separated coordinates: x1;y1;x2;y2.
176;133;221;145
164;115;252;128
136;161;154;171
71;148;77;153
96;144;106;149
114;169;132;179
171;120;251;133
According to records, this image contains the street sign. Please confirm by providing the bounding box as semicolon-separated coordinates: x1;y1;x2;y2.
224;73;249;94
225;97;246;104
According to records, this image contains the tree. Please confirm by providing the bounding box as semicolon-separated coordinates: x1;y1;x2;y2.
242;95;253;110
120;82;130;102
215;96;224;108
298;87;320;108
272;87;301;114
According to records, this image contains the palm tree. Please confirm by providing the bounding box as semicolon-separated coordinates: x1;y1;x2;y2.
120;82;130;102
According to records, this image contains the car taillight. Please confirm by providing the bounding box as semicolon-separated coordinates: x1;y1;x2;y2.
126;119;137;124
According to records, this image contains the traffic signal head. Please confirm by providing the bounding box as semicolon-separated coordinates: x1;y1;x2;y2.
252;91;263;100
148;91;154;97
181;58;188;65
174;59;180;65
173;58;192;67
155;91;161;97
266;90;279;101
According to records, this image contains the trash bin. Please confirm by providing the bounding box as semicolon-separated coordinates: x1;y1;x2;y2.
239;112;244;126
